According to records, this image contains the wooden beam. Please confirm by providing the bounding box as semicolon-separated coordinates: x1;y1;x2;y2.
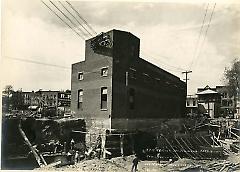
120;134;124;157
18;121;45;167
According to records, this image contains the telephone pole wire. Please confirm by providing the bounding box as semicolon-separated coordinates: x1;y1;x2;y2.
182;70;192;95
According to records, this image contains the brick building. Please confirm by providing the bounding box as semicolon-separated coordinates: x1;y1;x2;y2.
58;90;71;112
71;30;186;132
22;90;71;110
216;86;235;118
22;91;38;107
35;90;59;107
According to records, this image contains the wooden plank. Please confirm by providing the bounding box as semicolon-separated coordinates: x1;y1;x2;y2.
43;160;61;168
18;121;44;167
120;134;124;157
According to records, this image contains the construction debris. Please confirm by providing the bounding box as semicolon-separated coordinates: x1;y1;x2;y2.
3;114;240;171
35;153;240;171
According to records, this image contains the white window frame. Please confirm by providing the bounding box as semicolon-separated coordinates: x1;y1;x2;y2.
101;67;109;77
101;87;108;110
78;72;84;81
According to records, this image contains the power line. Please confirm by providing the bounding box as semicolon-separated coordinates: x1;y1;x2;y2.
41;0;85;40
191;3;216;70
58;1;93;38
49;0;87;40
4;56;114;75
141;51;183;72
189;3;209;69
66;1;97;35
4;56;71;70
141;50;186;72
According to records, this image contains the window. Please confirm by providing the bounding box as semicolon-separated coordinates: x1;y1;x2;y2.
101;67;108;77
193;100;196;106
129;68;136;79
229;100;233;106
222;100;227;106
101;87;107;110
143;73;149;82
187;101;190;106
78;72;83;80
61;94;64;98
129;88;135;109
223;92;227;98
78;89;83;110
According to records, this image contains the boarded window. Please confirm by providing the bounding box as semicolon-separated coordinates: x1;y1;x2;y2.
78;72;83;80
101;67;108;77
129;88;135;109
78;89;83;110
101;87;107;109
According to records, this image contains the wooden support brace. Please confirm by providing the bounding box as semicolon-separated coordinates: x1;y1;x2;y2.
163;137;181;159
18;121;45;167
101;134;106;159
120;134;124;157
175;138;194;159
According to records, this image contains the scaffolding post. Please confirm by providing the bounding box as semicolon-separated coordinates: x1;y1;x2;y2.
101;133;106;158
120;134;124;157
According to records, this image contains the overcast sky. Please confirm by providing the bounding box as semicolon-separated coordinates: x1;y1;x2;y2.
1;0;240;94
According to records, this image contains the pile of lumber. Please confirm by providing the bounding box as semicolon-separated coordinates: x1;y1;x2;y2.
205;160;240;172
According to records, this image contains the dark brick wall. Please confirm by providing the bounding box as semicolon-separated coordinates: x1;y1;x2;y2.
111;31;186;119
71;56;113;119
71;29;186;130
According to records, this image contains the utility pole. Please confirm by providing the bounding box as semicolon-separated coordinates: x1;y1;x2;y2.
182;70;192;95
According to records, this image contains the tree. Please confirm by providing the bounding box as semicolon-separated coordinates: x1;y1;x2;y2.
3;85;14;97
2;85;14;112
12;89;25;110
224;58;240;113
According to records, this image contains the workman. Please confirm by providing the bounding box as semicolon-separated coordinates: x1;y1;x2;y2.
131;154;140;172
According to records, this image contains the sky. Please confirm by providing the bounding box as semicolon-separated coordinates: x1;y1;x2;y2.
1;0;240;95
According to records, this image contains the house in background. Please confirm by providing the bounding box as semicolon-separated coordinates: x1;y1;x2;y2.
35;90;59;107
58;90;71;112
197;86;221;118
216;86;235;118
71;29;186;135
22;91;38;107
196;85;237;118
7;90;71;114
186;95;198;114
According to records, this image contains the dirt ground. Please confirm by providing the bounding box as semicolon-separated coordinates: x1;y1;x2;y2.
38;153;240;171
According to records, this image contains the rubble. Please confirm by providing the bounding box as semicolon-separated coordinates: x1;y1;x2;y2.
36;153;240;171
3;114;240;170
